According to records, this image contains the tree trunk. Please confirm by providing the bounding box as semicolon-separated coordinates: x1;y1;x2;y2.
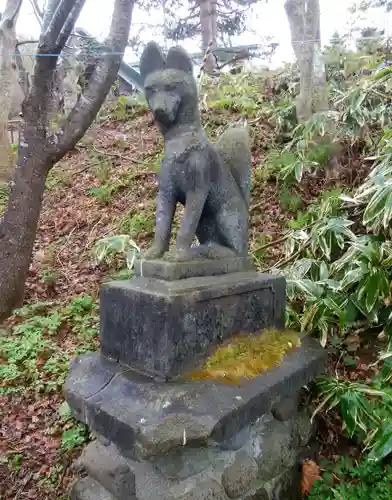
0;153;50;315
284;0;328;121
199;0;217;74
210;0;217;51
0;0;23;184
285;0;339;180
0;0;134;320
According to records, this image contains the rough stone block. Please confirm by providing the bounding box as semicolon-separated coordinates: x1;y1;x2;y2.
133;256;254;280
263;466;302;500
222;451;258;498
271;392;301;422
152;447;224;481
241;486;269;500
68;408;316;500
290;410;314;448
100;271;286;379
71;476;115;500
74;441;175;500
64;337;326;461
247;416;296;482
135;414;215;459
174;478;228;500
77;440;136;499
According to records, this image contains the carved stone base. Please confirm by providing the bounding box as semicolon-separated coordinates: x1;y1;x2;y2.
65;337;325;462
133;256;254;281
99;271;286;379
70;406;315;500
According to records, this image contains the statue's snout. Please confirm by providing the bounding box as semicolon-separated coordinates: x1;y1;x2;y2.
150;93;180;125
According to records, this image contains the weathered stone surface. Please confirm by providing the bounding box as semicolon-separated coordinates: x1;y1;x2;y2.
218;425;251;451
65;354;126;424
222;451;258;498
263;466;302;500
135;414;214;459
247;416;297;481
71;476;115;500
70;448;302;500
77;440;136;499
290;409;314;448
271;392;301;422
153;447;223;481
68;410;313;500
241;485;269;500
90;430;111;446
99;272;286;379
174;478;228;500
74;441;175;500
240;466;301;500
134;256;254;281
64;336;326;460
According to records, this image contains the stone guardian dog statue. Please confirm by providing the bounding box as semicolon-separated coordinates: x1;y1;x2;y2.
139;42;252;262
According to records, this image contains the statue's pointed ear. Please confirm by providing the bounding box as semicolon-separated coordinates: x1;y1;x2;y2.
166;46;193;74
139;41;165;83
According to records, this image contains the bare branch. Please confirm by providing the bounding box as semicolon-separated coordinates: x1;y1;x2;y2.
56;0;86;50
42;0;60;31
43;0;77;47
30;0;44;18
42;0;82;48
20;0;84;132
29;0;44;27
49;0;134;160
16;39;39;46
0;0;23;27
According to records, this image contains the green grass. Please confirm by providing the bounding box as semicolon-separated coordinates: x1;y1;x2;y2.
0;295;99;395
309;457;392;500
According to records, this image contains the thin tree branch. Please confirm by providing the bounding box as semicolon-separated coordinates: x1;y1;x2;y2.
20;0;80;135
0;0;23;27
42;0;76;46
48;0;134;160
30;0;44;18
29;0;43;26
56;0;86;50
42;0;60;31
16;39;39;47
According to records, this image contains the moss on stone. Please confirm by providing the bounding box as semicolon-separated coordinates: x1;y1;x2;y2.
188;329;301;385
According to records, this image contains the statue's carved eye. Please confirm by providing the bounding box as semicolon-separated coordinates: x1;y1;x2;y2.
164;84;176;92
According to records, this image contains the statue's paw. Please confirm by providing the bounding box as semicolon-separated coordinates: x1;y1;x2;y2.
162;248;193;262
143;245;165;260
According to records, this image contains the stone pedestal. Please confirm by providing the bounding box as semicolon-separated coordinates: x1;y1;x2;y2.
100;271;286;379
65;262;327;500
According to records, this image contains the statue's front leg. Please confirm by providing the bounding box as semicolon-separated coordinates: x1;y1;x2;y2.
163;188;208;262
144;189;176;260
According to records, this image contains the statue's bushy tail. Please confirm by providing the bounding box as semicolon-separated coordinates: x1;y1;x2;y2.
214;126;252;207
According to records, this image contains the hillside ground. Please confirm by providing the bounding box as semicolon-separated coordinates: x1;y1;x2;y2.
0;78;378;499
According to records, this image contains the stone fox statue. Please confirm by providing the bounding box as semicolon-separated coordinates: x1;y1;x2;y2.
139;41;252;261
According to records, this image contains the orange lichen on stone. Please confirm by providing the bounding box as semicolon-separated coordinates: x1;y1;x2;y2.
188;329;301;385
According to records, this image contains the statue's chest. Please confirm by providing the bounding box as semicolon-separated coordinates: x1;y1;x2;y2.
161;152;200;193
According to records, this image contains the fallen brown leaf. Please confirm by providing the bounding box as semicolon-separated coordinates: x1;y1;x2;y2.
301;459;322;496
